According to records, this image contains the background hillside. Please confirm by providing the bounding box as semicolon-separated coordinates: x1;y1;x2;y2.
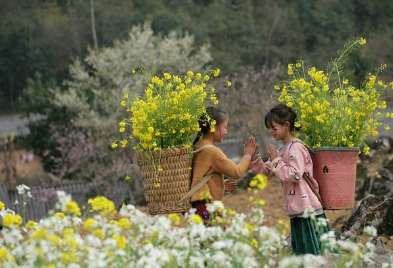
1;0;393;114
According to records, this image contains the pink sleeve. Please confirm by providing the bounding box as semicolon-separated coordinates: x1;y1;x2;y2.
270;144;311;182
250;156;275;178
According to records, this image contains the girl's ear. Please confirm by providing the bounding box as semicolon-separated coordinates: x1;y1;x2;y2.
284;121;291;129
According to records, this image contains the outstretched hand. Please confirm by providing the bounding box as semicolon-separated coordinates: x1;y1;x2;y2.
243;136;258;157
267;144;278;160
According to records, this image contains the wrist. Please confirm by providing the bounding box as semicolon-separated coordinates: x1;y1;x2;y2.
243;155;252;160
251;153;260;160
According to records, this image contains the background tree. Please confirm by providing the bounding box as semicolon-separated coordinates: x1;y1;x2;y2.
20;23;212;199
2;0;393;114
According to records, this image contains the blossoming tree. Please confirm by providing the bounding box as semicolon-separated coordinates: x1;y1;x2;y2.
21;22;212;201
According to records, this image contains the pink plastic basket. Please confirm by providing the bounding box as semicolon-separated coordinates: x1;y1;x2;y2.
311;147;359;210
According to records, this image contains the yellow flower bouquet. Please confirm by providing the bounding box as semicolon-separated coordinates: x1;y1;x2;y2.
114;66;222;152
274;37;393;210
113;66;227;215
275;37;393;155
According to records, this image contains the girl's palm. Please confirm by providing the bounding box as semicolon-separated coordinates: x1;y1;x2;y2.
268;144;278;160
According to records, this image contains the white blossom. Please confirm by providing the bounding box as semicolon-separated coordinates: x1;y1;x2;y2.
16;184;30;195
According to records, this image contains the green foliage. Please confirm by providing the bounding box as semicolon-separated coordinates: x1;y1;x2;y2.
2;0;393;113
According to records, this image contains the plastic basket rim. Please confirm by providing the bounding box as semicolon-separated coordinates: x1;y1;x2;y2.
311;146;360;152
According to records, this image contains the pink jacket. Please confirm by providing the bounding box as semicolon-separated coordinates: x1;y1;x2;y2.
250;139;323;218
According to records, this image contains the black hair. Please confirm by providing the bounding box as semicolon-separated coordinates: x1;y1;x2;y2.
265;104;300;131
193;106;228;145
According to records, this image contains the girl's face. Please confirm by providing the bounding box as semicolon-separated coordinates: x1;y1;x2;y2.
213;116;228;143
267;120;288;141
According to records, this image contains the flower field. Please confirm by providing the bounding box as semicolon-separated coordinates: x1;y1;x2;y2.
1;178;392;268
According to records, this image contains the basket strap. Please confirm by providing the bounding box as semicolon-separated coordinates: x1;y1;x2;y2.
192;144;215;153
177;144;216;206
177;172;214;206
303;173;325;208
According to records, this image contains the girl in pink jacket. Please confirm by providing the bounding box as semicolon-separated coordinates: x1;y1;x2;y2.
249;104;333;255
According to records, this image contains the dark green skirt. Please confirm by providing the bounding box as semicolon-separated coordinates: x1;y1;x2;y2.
290;213;333;255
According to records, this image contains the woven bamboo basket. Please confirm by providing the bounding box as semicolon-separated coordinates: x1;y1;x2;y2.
135;147;192;215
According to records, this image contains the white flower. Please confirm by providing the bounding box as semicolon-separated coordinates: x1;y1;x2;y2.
54;190;72;211
301;254;326;267
232;241;253;259
241;256;258;267
302;207;316;218
211;240;227;250
316;216;328;227
250;207;264;225
337;240;361;253
279;254;325;268
0;208;15;217
225;213;247;238
189;255;205;268
320;231;337;250
382;255;393;268
16;184;30;195
206;200;225;213
363;226;377;237
363;241;376;265
279;256;303;268
2;228;24;245
211;251;229;267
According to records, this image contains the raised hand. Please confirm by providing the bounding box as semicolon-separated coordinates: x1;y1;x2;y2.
248;135;260;155
243;136;258;157
267;144;278;160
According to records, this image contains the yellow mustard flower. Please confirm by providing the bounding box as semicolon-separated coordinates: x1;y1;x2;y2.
64;201;81;216
191;214;202;224
275;37;391;154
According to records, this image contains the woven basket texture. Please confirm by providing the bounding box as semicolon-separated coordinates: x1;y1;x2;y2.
135;147;192;215
312;148;359;210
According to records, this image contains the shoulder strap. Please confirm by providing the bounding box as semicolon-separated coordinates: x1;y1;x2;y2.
176;144;216;206
291;140;323;206
303;173;325;208
177;172;214;205
192;144;215;153
289;139;315;155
